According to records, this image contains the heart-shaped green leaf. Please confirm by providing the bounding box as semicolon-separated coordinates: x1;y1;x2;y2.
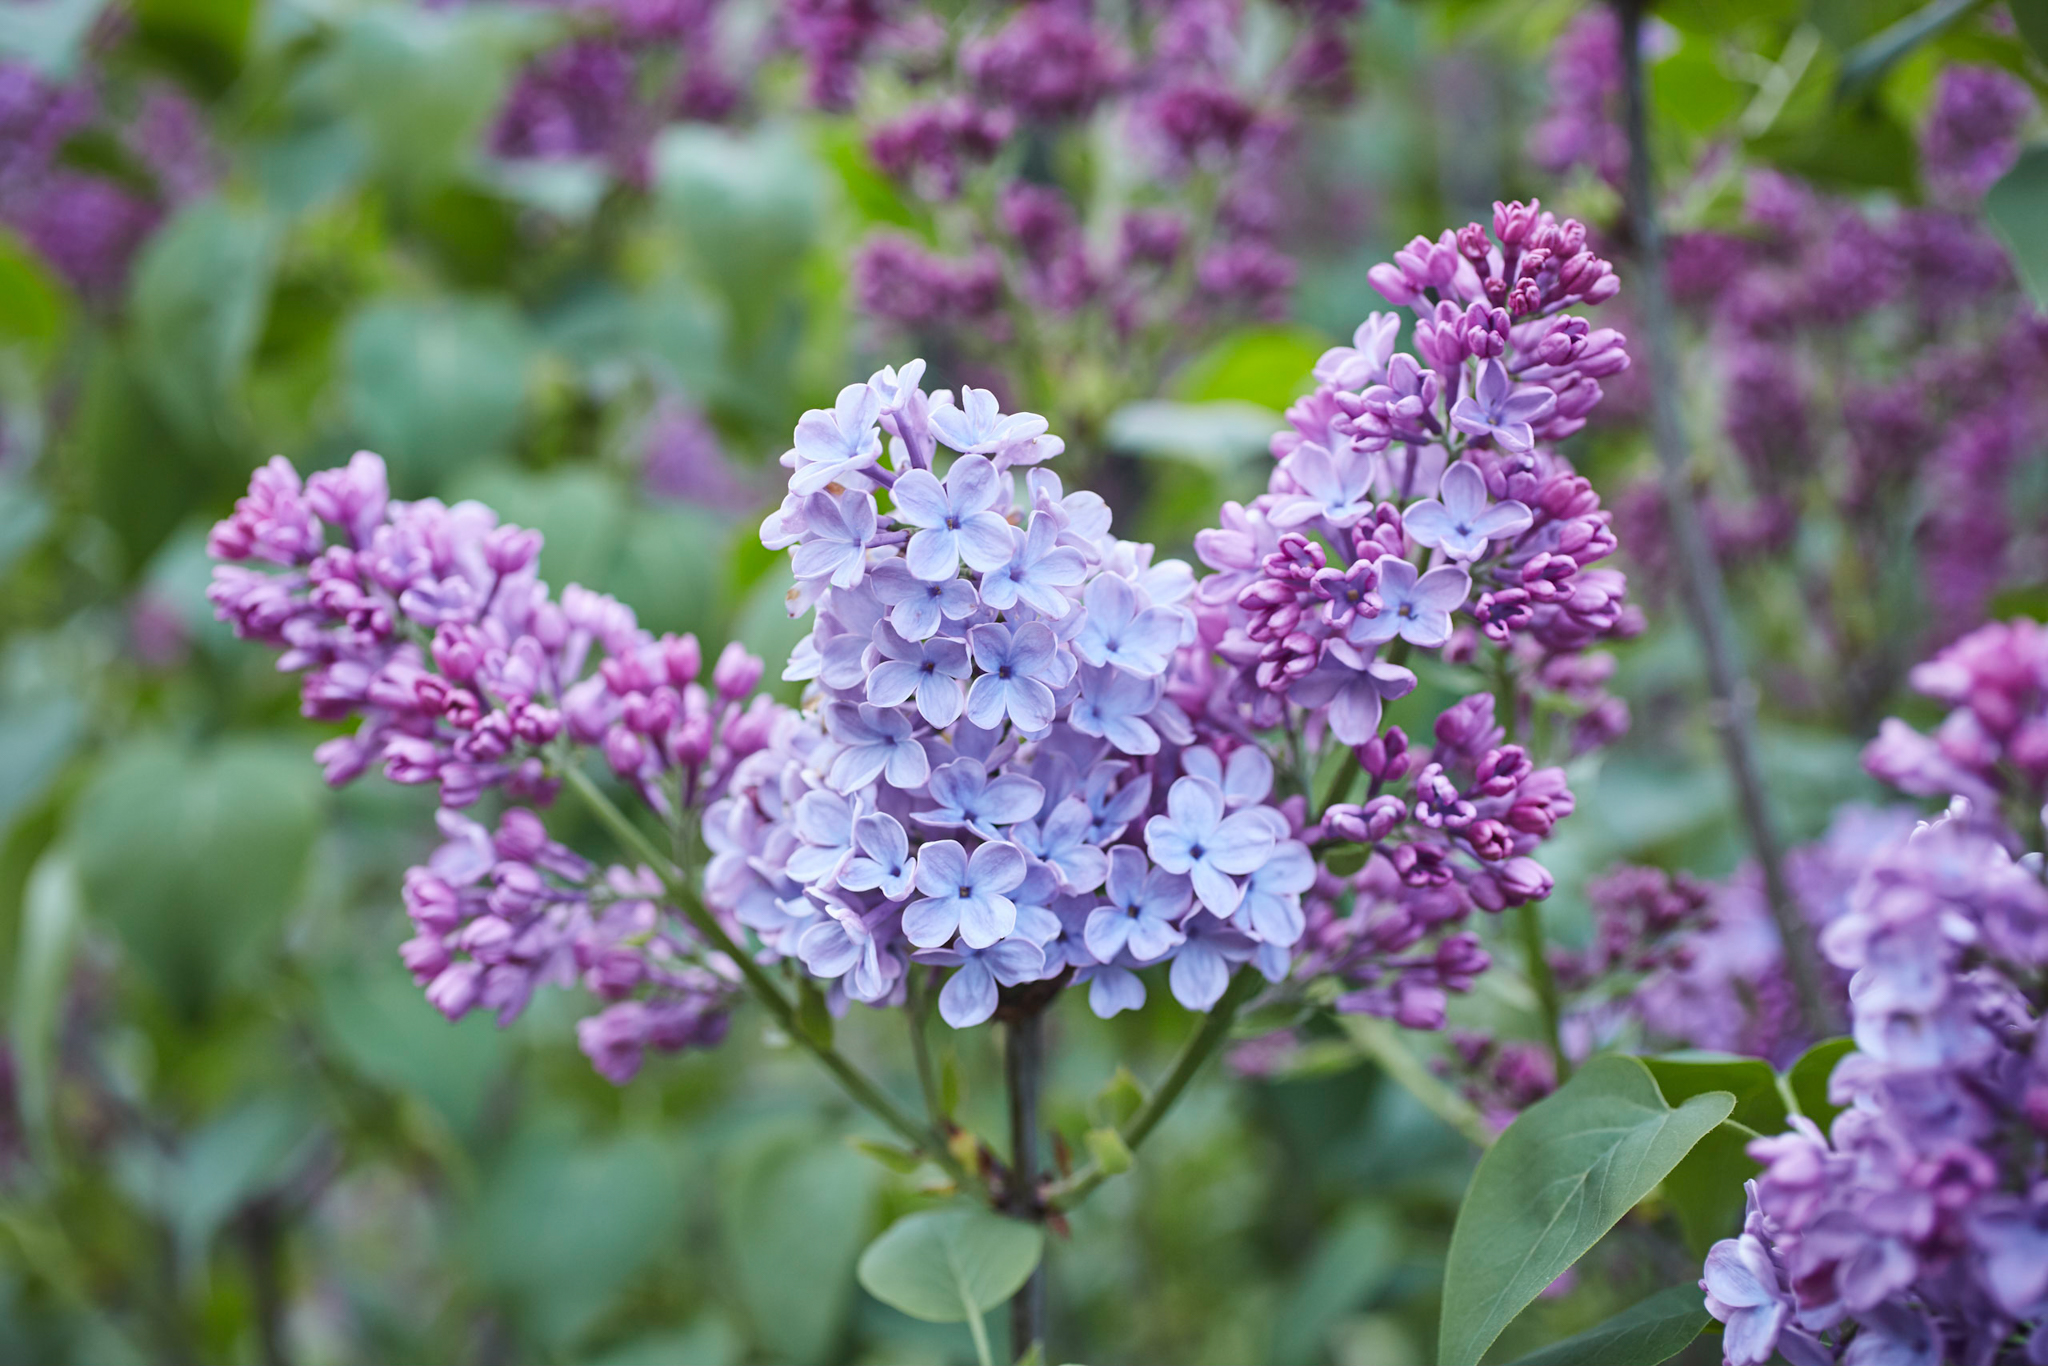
1437;1056;1733;1366
856;1206;1043;1324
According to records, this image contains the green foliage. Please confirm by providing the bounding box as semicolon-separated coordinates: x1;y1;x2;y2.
1437;1056;1733;1366
69;737;321;1019
1987;146;2048;309
722;1127;877;1361
1504;1285;1708;1366
855;1206;1044;1324
343;299;533;493
1786;1037;1857;1132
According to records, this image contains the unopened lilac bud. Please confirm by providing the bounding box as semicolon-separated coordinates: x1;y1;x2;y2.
1497;856;1553;903
1357;726;1411;782
484;525;544;575
623;687;681;736
1456;222;1490;263
1391;842;1452;887
669;714;714;767
433;624;483;683
403;870;461;933
1394;980;1447;1030
662;633;702;686
512;704;561;745
723;694;779;758
425;962;484;1020
712;640;764;700
605;726;646;776
399;933;451;982
1466;818;1515;861
583;949;645;1001
1493;198;1540;247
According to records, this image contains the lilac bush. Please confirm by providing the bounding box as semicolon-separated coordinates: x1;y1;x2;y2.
1699;618;2048;1366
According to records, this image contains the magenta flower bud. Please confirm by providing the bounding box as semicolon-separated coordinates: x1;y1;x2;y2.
460;712;512;761
1493;198;1540;247
1391;842;1451;887
458;913;516;960
425;961;484;1020
712;640;764;700
1394;980;1447;1030
623;687;681;737
484;525;543;575
1508;278;1540;318
1357;726;1411;782
403;870;462;933
432;624;483;683
583;948;645;1001
383;737;444;785
494;808;548;862
662;633;702;686
399;933;451;982
669;714;715;767
1465;818;1515;861
1456;222;1490;263
1497;856;1553;903
723;694;779;758
604;726;645;776
512;703;561;745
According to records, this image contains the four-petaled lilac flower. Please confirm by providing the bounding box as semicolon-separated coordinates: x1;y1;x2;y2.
788;382;883;494
1448;359;1555;455
825;702;932;791
893;454;1016;580
914;938;1048;1027
1403;462;1533;561
797;904;892;1000
1077;963;1147;1018
787;788;865;884
1270;439;1378;528
1287;641;1418;745
1068;663;1164;755
967;622;1060;731
980;512;1086;616
1009;795;1109;893
1085;845;1190;962
1234;839;1314;945
868;624;970;726
903;838;1027;948
789;490;877;588
928;386;1049;456
915;757;1046;839
1309;560;1380;631
1348;555;1469;649
1144;776;1278;917
1700;1232;1792;1366
840;813;917;900
1313;311;1400;389
870;558;979;640
1169;913;1256;1009
1073;575;1179;677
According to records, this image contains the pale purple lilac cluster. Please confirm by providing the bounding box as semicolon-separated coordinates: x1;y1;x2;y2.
848;0;1366;368
1701;619;2048;1366
206;451;769;1082
0;58;212;302
1527;7;1626;188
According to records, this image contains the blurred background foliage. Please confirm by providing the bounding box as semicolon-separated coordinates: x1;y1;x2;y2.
0;0;2043;1362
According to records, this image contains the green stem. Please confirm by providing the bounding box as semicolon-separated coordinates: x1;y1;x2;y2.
1043;968;1262;1212
563;766;976;1191
965;1304;994;1366
1340;1016;1494;1150
1516;901;1568;1082
907;969;949;1138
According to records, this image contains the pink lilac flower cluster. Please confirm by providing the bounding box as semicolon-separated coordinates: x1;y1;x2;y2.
0;58;213;302
205;450;767;1081
848;0;1367;363
1527;7;1627;188
490;0;747;176
1700;619;2048;1366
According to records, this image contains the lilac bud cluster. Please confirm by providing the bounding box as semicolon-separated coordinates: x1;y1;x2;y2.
206;450;769;1080
1526;8;1627;189
847;0;1368;368
1699;620;2048;1366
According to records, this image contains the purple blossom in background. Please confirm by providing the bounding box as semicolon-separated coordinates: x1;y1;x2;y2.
1920;64;2035;205
1528;8;1626;187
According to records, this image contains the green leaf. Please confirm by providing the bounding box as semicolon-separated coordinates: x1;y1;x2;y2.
70;737;321;1018
11;850;81;1171
1987;147;2048;311
1505;1285;1709;1366
1655;37;1749;136
721;1128;876;1361
856;1206;1043;1325
1785;1037;1856;1133
133;0;256;96
1436;1056;1734;1366
1103;400;1282;472
1084;1126;1133;1176
797;976;835;1048
1087;1066;1145;1130
0;227;66;349
343;299;532;494
1836;0;1986;99
0;692;84;837
2015;0;2048;64
1322;843;1369;876
1273;1205;1400;1366
112;1098;310;1273
1661;1120;1763;1255
128;197;279;456
1174;326;1326;410
1642;1053;1788;1136
849;1138;927;1174
314;957;511;1137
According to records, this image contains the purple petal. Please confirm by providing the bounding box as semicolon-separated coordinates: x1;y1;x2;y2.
1169;942;1230;1009
902;896;959;948
938;960;998;1027
957;892;1017;948
890;469;951;528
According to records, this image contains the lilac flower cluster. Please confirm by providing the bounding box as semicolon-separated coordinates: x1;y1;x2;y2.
490;0;744;177
1527;8;1627;188
0;59;213;302
846;0;1368;389
1631;151;2048;714
1920;64;2037;207
206;451;767;1081
1700;620;2048;1366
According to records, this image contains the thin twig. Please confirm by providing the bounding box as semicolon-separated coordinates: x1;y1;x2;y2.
1043;968;1263;1212
562;766;981;1190
1613;0;1838;1039
1005;1009;1048;1358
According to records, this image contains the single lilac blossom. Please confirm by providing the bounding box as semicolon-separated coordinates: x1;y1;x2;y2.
1234;840;1314;945
1348;556;1469;649
1448;359;1556;455
825;702;932;791
915;938;1048;1027
1085;845;1191;962
840;813;918;900
1403;462;1533;561
1287;641;1418;745
788;382;883;493
787;788;865;884
870;558;979;640
903;838;1028;948
929;385;1050;456
1068;664;1165;755
1010;795;1109;893
980;512;1086;615
1270;439;1379;528
1072;574;1180;676
868;624;970;726
1170;913;1256;1009
797;905;892;1000
966;622;1061;731
1144;776;1278;917
892;454;1016;580
915;757;1046;839
789;490;878;588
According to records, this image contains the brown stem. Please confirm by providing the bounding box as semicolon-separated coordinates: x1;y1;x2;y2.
1004;1008;1047;1361
1613;0;1839;1037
